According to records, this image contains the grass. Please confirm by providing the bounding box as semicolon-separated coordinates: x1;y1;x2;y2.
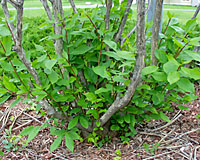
0;2;200;23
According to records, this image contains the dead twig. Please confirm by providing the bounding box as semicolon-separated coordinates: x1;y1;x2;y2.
143;150;174;160
151;113;182;132
162;128;200;144
158;128;175;144
23;112;43;125
138;131;164;138
194;145;200;160
12;120;33;131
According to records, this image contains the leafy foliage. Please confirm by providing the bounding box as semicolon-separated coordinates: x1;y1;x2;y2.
0;5;199;152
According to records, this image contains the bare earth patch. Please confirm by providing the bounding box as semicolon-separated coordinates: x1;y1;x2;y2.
0;86;200;160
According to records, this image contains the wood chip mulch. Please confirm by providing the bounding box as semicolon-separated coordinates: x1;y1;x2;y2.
0;86;200;160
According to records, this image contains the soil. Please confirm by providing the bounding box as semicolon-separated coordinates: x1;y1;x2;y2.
0;86;200;160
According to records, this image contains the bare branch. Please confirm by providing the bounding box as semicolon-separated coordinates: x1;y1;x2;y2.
114;0;133;43
105;0;112;31
40;0;52;20
7;0;21;8
1;0;15;33
50;0;63;56
100;0;146;126
105;0;112;52
151;0;163;65
68;0;78;14
121;25;136;48
192;4;200;19
121;1;152;48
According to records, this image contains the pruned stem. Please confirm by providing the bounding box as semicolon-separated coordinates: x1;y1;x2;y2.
87;15;101;44
99;0;146;126
114;0;133;43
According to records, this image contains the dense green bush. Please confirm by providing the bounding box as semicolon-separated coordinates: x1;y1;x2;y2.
0;4;200;152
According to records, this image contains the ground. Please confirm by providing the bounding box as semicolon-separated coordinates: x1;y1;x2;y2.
0;85;200;160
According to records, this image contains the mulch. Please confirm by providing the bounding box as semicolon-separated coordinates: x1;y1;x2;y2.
0;86;200;160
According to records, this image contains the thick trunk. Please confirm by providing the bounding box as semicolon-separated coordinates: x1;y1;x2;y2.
100;0;146;127
50;0;63;57
114;0;133;43
1;0;62;118
68;0;78;14
150;0;163;65
105;0;112;52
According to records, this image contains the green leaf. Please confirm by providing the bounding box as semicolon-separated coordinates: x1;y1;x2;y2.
79;116;89;129
116;51;135;60
113;76;127;83
178;105;189;110
152;93;164;105
0;62;13;71
2;37;12;56
77;98;87;109
167;71;180;84
177;78;195;93
68;130;79;140
124;114;131;123
163;58;179;74
71;45;92;55
190;37;200;46
169;17;179;26
3;74;18;92
27;126;41;143
87;109;99;119
160;112;170;122
0;26;10;36
142;66;158;76
19;126;41;143
19;126;35;135
34;44;44;51
65;132;74;152
152;72;167;81
185;51;200;62
170;26;184;34
155;49;168;63
68;117;79;130
167;11;175;19
95;87;111;94
37;55;47;62
48;34;63;40
84;92;97;103
84;67;97;83
50;135;63;152
92;66;110;80
104;40;117;51
0;95;11;105
45;59;57;71
102;51;121;60
181;67;200;80
185;18;197;32
10;97;23;108
110;124;120;131
49;70;59;84
0;150;4;156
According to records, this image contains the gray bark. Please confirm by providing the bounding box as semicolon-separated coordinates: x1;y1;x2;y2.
151;0;163;65
105;0;112;52
68;0;78;14
114;0;133;43
1;0;15;35
192;4;200;52
50;0;63;57
192;4;200;19
100;0;145;126
147;0;163;33
1;0;61;118
40;0;52;20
